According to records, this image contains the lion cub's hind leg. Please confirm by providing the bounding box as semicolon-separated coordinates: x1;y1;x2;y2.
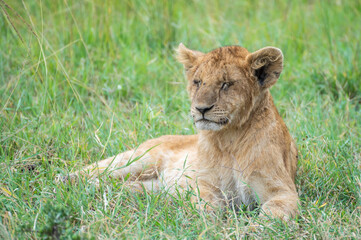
58;135;198;193
61;147;160;189
125;179;161;193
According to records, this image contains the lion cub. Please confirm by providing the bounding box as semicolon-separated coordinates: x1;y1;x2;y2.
73;44;299;219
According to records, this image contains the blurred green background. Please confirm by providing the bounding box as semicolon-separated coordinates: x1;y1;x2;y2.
0;0;360;238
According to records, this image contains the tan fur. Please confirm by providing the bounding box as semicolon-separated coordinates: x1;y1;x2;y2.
72;44;299;219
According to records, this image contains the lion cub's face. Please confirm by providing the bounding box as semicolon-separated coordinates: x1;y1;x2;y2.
185;47;251;131
177;44;284;131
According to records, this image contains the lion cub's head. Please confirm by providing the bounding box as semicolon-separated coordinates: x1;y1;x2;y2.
176;44;283;131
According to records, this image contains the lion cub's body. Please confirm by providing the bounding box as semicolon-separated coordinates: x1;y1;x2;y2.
76;44;299;219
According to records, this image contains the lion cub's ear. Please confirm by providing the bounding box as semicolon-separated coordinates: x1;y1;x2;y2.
176;43;204;70
246;47;283;88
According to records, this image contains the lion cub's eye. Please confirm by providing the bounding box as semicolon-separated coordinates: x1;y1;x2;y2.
221;82;232;91
193;79;202;87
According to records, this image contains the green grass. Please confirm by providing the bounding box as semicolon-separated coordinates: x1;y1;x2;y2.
1;0;360;238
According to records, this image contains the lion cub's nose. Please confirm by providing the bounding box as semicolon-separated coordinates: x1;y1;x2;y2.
196;105;214;115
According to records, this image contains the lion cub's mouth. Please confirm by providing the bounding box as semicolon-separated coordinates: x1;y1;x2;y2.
194;118;229;131
196;118;229;125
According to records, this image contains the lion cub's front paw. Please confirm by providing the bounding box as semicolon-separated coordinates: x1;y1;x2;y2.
260;206;298;221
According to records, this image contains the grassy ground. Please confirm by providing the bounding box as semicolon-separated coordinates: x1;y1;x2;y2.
1;0;360;238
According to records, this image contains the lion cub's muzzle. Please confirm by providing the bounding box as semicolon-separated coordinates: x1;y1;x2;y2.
191;105;229;131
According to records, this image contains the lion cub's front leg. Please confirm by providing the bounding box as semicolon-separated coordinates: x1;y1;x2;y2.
186;179;225;211
249;170;299;219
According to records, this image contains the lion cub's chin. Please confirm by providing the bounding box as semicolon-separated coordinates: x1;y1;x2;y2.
194;120;225;131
